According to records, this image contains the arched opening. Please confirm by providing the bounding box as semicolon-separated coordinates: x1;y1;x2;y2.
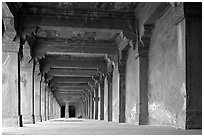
69;106;75;118
61;106;65;118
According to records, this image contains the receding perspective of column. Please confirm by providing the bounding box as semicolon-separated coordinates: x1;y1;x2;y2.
119;51;128;123
107;67;113;122
100;75;105;120
94;84;99;120
39;76;42;122
65;102;69;119
31;59;36;124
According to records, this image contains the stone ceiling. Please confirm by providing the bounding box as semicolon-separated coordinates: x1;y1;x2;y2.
5;2;139;106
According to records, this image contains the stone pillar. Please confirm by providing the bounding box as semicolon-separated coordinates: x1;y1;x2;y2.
94;84;99;120
39;77;42;122
41;82;45;121
107;71;113;122
31;60;35;124
44;86;47;121
2;2;21;127
17;52;23;127
184;3;202;129
65;102;69;119
50;92;53;119
99;76;105;120
138;46;149;125
34;71;41;122
118;52;127;123
92;90;95;119
89;91;93;119
47;89;50;120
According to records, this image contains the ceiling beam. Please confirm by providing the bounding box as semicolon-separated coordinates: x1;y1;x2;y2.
19;6;136;34
45;68;99;80
49;76;94;85
40;58;106;73
32;39;118;58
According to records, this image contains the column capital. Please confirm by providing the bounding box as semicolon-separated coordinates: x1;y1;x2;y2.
136;24;154;59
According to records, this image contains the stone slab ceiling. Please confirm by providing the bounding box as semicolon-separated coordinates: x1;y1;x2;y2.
7;2;138;106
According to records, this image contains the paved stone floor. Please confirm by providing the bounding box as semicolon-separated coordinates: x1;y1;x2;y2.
2;118;202;135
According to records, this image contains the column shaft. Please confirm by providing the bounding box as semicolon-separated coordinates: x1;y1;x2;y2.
18;52;23;127
31;60;35;124
94;84;99;119
100;78;104;120
65;102;69;118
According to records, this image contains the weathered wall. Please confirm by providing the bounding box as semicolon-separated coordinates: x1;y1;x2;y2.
125;48;140;124
104;77;108;121
148;6;186;129
2;52;18;127
112;65;119;122
21;69;32;124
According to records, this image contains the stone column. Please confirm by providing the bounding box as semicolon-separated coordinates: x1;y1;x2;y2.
91;90;95;119
41;82;45;121
39;77;42;122
99;75;105;120
94;84;99;120
47;89;50;120
184;3;202;129
65;102;69;119
50;92;53;119
31;60;35;124
17;51;23;127
138;46;149;125
44;86;47;121
118;51;128;123
107;69;113;122
136;24;153;125
89;91;93;119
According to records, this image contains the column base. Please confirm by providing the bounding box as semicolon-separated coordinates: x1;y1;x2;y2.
2;115;18;127
35;115;42;122
22;115;34;124
31;114;35;124
18;115;23;127
42;115;47;121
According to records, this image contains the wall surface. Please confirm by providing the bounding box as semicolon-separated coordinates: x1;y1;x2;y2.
125;48;140;124
148;6;186;129
2;52;18;127
112;65;119;122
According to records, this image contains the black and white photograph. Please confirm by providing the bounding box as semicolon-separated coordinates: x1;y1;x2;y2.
2;1;202;135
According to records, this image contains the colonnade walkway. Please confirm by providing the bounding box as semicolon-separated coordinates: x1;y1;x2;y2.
2;118;201;135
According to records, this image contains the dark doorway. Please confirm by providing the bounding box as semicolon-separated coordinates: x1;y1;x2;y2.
61;106;65;118
69;106;75;118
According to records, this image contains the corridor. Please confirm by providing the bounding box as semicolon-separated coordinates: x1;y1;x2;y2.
2;2;202;134
3;118;201;135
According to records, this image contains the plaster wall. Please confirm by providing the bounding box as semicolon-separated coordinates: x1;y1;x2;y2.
125;48;140;124
148;6;186;129
2;52;18;127
104;77;108;121
112;66;119;122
